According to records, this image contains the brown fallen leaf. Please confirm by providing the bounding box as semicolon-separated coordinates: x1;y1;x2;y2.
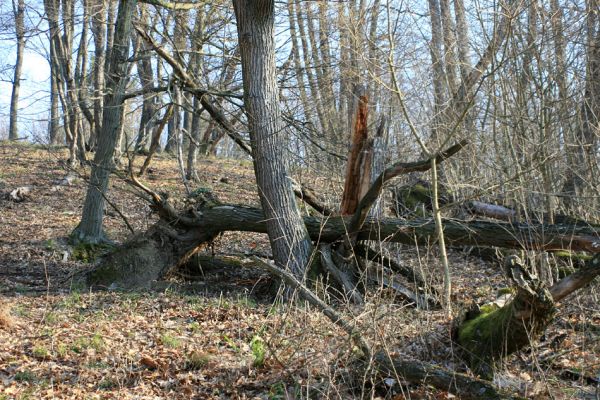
140;355;159;369
0;304;14;330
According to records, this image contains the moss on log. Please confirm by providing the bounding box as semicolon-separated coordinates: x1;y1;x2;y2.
457;284;555;378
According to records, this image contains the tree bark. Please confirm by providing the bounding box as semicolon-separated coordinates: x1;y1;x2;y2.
90;0;107;149
233;0;313;278
72;0;137;243
8;0;26;141
340;86;372;215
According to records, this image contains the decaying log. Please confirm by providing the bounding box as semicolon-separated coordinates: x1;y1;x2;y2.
466;201;517;221
88;197;600;290
371;353;523;400
455;253;600;378
550;251;600;302
162;205;599;252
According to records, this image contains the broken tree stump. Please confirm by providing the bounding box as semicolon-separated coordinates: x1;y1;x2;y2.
455;253;600;378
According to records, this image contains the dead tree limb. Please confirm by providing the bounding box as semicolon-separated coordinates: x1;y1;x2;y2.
292;180;335;216
253;257;517;399
550;252;600;302
319;244;363;305
347;140;469;238
340;86;372;216
371;353;523;400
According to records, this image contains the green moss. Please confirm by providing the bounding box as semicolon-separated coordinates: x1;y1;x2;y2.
71;242;114;263
496;287;515;296
457;304;513;378
553;250;592;262
478;303;500;314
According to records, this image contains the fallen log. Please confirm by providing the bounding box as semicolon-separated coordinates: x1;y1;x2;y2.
86;200;599;289
143;204;600;252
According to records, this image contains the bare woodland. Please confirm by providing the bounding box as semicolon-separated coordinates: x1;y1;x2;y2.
0;0;599;398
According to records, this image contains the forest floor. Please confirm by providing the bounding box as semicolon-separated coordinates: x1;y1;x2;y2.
0;142;598;399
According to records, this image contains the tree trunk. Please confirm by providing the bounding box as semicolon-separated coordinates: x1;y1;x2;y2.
8;0;26;141
90;0;107;150
233;0;313;279
72;0;137;243
561;0;600;210
340;86;372;215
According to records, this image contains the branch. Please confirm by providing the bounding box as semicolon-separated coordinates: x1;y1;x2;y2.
140;0;201;10
251;256;372;360
348;140;468;235
133;24;253;155
550;253;600;302
291;180;335;216
319;244;363;305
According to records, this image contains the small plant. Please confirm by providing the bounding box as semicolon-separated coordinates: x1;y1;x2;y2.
12;304;29;317
71;333;104;354
60;291;82;309
98;377;117;389
43;312;58;325
14;370;36;382
189;321;201;333
44;239;57;251
32;345;50;359
87;360;109;369
222;334;239;352
185;351;210;370
268;381;286;399
90;333;105;351
159;333;181;348
56;343;68;358
250;335;266;367
236;295;258;308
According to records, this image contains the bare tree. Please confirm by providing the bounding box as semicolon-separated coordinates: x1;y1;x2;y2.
233;0;313;278
8;0;26;141
72;0;138;243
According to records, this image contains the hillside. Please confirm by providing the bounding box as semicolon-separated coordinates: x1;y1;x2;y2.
0;142;598;399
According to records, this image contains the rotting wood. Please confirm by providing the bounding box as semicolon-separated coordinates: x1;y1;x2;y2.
455;253;600;378
87;194;600;290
